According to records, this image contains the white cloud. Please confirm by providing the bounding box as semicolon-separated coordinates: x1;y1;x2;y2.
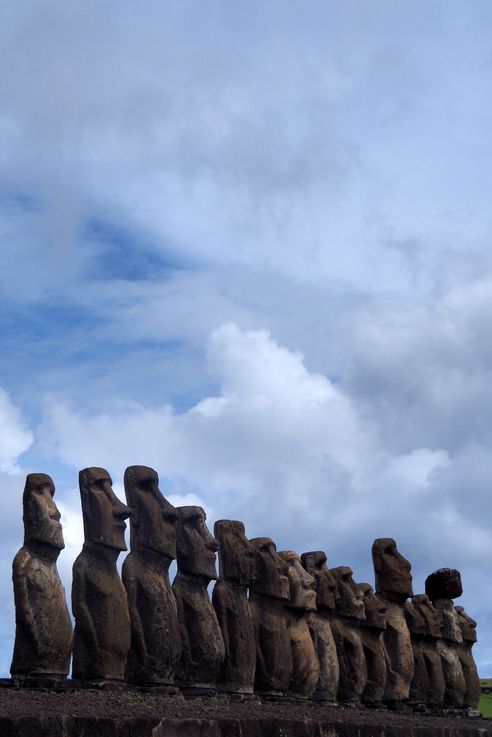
0;388;32;473
42;322;482;584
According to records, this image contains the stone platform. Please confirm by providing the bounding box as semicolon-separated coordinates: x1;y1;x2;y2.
0;690;489;737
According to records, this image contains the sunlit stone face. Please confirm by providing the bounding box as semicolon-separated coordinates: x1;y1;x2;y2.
124;465;177;559
301;550;338;611
331;566;365;620
23;473;64;550
176;506;219;580
79;467;132;551
249;537;290;600
214;519;255;586
280;551;317;612
372;537;413;604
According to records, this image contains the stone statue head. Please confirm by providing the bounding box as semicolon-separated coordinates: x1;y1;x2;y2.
358;582;387;630
79;467;132;551
404;599;426;636
301;550;338;611
249;537;290;600
455;606;477;644
372;538;413;604
176;506;218;581
279;551;317;612
23;473;64;551
425;568;462;602
124;465;177;560
331;566;365;620
214;519;255;586
412;594;442;638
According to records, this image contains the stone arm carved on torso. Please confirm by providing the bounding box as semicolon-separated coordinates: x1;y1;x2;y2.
72;556;98;652
211;580;231;657
121;556;147;660
12;550;40;657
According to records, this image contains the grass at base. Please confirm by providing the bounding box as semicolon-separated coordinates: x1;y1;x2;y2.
480;692;492;718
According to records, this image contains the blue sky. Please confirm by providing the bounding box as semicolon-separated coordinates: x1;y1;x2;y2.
1;0;492;677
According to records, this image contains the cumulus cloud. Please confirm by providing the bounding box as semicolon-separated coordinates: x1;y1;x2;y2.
0;388;32;473
42;324;488;600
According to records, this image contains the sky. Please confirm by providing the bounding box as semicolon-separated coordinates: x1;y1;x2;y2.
1;0;492;677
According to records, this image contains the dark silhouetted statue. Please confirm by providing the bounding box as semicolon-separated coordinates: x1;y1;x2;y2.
249;537;292;695
301;551;339;702
212;519;256;694
11;474;73;681
330;566;367;702
279;551;320;699
122;466;180;687
372;538;414;703
72;467;132;682
358;582;387;704
172;506;225;692
455;605;480;710
405;597;430;706
425;569;466;707
411;594;445;706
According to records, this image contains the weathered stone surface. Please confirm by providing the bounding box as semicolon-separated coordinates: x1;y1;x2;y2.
455;606;480;709
249;537;292;695
330;567;367;702
11;473;73;678
72;467;132;682
212;520;256;694
358;583;387;705
122;465;181;686
172;506;225;689
425;569;463;602
279;551;320;699
425;568;466;707
301;551;339;702
411;595;445;706
372;538;413;703
426;569;466;708
405;599;429;705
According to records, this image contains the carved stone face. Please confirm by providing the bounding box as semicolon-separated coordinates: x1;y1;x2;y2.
249;537;290;600
425;568;462;601
214;519;255;586
372;537;413;604
455;606;477;643
176;506;218;580
23;473;64;550
412;594;442;638
331;566;365;620
79;467;132;551
359;583;387;630
124;465;177;560
404;599;426;636
301;550;338;610
279;551;317;612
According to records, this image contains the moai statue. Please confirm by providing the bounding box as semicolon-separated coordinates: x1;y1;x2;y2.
412;594;445;706
72;467;132;683
425;569;466;707
455;606;480;710
358;583;387;705
249;537;292;696
122;466;180;688
11;474;73;682
404;597;430;707
301;551;339;702
172;506;225;692
330;566;367;702
212;520;256;694
372;538;414;704
279;551;320;699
